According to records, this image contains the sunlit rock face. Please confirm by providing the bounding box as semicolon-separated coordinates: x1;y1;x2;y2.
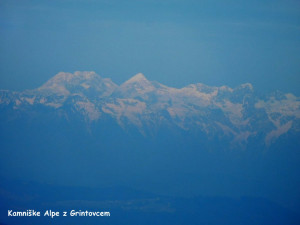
1;71;299;148
1;71;300;214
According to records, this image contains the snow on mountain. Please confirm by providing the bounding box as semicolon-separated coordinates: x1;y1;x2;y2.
0;71;299;147
38;71;117;97
114;73;157;98
123;73;148;84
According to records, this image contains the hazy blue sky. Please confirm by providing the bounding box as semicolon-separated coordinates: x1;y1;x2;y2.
0;0;299;94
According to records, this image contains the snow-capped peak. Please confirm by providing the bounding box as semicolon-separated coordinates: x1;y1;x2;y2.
41;71;99;87
37;71;117;97
115;73;157;98
123;73;148;84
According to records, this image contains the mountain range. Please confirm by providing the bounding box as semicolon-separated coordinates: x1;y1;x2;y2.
1;71;299;149
1;71;300;218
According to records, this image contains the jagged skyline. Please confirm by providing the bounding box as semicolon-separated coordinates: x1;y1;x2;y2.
1;0;300;95
1;71;299;148
1;1;300;224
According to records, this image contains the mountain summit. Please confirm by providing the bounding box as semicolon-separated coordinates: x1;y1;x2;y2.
123;73;148;84
0;71;299;148
1;71;300;220
38;71;117;97
116;73;157;98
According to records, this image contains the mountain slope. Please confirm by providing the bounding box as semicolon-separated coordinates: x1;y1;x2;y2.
1;71;299;148
1;71;300;215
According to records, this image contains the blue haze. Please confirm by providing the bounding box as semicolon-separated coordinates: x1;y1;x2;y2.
0;0;300;94
1;2;300;224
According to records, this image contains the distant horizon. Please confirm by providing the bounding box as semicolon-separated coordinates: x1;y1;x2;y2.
1;1;300;224
1;0;300;95
1;70;299;97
